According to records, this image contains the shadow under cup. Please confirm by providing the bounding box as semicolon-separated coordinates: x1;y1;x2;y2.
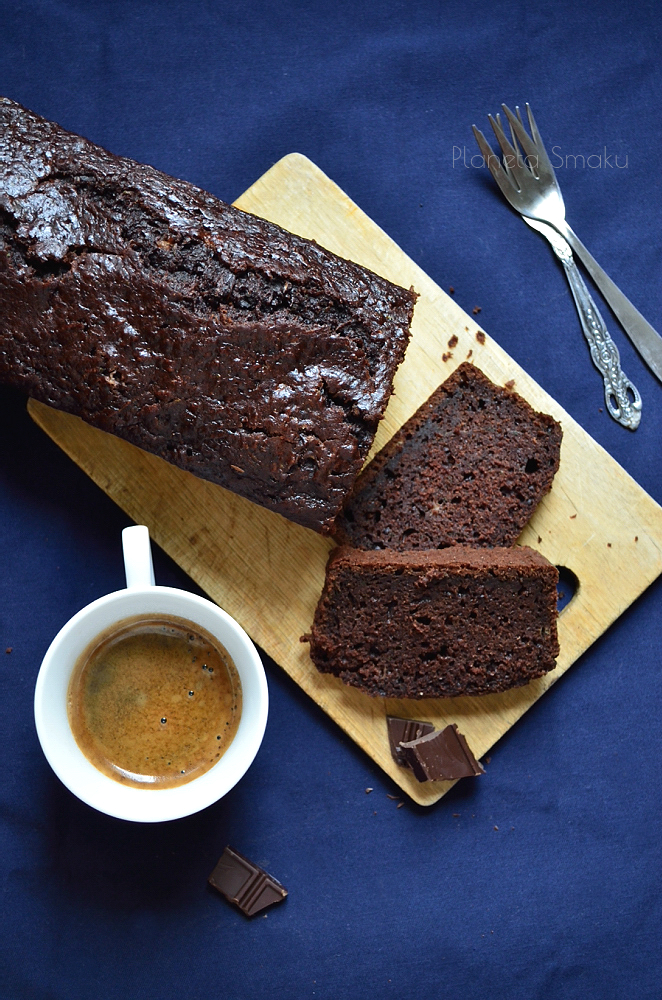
34;586;268;823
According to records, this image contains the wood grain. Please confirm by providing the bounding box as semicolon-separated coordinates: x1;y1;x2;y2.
28;153;662;805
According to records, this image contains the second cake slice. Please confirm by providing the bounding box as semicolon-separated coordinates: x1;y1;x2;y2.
334;363;562;550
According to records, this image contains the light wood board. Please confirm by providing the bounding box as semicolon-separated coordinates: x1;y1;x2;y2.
29;153;662;805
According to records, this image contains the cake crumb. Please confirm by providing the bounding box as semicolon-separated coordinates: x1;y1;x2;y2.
476;330;486;344
504;379;515;390
365;788;373;794
537;536;542;544
570;514;577;519
466;349;473;359
230;465;244;474
5;647;11;654
607;542;612;548
635;536;639;542
396;801;405;809
493;825;499;831
448;335;458;349
485;756;491;764
452;813;460;817
442;352;453;363
449;286;455;295
472;306;482;315
386;794;399;800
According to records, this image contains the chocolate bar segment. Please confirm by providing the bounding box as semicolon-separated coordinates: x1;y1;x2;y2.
399;724;484;782
386;716;434;767
208;846;287;916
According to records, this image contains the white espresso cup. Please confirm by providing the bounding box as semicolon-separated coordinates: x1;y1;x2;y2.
34;525;268;823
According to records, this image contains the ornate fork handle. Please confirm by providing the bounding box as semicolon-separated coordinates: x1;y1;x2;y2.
551;237;642;429
557;223;662;381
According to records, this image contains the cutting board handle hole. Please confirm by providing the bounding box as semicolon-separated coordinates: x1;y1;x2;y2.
556;566;579;613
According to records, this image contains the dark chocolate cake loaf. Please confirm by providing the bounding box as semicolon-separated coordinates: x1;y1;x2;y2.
0;98;416;532
304;545;559;698
334;363;562;549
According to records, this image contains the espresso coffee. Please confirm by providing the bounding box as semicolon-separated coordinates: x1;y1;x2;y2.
67;615;242;789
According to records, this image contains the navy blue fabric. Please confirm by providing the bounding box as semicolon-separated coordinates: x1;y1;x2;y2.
1;2;661;997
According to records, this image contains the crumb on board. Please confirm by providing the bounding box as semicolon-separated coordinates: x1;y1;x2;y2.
635;536;639;542
476;330;486;344
607;542;612;547
537;536;542;544
504;379;515;390
466;349;473;359
448;335;458;349
442;352;453;363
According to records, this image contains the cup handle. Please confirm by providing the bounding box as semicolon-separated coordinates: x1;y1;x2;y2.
122;525;156;588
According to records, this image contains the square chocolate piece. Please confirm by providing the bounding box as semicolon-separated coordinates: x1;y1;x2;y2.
208;846;287;916
387;716;435;767
399;724;484;782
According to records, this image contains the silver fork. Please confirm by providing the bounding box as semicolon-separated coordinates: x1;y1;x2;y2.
472;103;662;385
489;110;641;430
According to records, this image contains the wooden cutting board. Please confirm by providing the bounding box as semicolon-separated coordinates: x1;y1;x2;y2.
29;153;662;806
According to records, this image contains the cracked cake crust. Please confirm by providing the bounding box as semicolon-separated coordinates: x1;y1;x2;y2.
0;98;416;532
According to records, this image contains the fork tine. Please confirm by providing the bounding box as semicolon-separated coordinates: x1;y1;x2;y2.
501;103;539;165
521;103;559;183
487;113;519;163
471;125;516;195
499;111;539;182
524;103;544;151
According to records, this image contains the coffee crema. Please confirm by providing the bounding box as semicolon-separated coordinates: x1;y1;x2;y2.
67;615;242;789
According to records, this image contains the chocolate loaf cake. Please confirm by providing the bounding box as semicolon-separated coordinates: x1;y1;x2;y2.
334;363;562;549
0;98;416;533
304;545;559;698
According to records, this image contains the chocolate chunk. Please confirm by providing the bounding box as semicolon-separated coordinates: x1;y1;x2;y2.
208;846;287;916
399;724;484;782
387;716;434;767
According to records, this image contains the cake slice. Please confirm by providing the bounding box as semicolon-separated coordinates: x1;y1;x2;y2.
304;545;559;699
0;98;416;533
334;363;562;549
